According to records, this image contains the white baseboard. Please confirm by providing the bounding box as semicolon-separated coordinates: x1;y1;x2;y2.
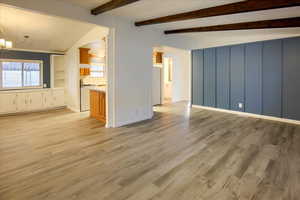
67;105;80;113
192;105;300;125
115;113;153;127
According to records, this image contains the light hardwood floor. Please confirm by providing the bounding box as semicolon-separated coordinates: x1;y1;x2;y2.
0;102;299;200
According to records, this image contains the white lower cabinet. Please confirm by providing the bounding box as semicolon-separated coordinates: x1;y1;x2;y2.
0;89;65;115
42;91;53;108
16;93;29;112
0;93;17;114
28;92;44;111
52;90;65;108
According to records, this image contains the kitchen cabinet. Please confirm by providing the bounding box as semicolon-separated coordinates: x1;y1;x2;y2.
0;89;65;115
79;48;91;76
52;90;65;108
90;90;106;123
80;68;90;76
0;93;17;114
79;48;91;64
28;92;44;111
153;52;163;64
16;93;29;112
42;91;53;108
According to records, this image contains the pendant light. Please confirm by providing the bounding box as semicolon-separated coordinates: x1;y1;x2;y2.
0;7;13;49
0;38;13;49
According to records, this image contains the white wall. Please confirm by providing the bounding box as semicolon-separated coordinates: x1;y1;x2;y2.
163;28;300;50
163;47;191;103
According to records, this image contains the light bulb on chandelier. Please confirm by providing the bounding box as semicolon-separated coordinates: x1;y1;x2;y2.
0;38;13;49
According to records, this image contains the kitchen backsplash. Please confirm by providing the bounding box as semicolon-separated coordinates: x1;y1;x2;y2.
81;76;106;85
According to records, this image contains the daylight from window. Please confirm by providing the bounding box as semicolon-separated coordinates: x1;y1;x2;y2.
1;60;42;89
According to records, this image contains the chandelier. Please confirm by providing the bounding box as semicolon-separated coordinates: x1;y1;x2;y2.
0;38;12;49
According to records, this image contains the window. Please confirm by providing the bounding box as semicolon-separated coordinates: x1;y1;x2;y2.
90;64;105;78
0;59;43;90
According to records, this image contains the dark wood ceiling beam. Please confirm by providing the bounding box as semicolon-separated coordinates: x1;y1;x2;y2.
135;0;300;26
164;17;300;34
91;0;141;15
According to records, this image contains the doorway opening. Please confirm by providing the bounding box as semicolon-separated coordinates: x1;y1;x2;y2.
152;46;191;109
162;57;173;104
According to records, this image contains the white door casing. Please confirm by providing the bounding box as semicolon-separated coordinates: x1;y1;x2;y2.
152;67;161;106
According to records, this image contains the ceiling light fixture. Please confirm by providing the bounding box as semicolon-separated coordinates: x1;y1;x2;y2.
0;38;13;49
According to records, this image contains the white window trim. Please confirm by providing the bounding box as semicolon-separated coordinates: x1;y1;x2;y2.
0;59;44;91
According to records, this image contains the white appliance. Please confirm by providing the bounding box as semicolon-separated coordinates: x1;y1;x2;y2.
80;86;93;112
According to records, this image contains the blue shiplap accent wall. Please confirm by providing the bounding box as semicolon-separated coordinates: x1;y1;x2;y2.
0;50;56;88
216;47;230;109
230;45;245;112
192;37;300;121
245;42;262;115
203;48;216;107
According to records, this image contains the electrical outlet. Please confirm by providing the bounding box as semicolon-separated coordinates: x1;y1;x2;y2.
238;103;243;109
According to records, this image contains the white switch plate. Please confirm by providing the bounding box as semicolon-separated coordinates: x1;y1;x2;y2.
238;103;243;109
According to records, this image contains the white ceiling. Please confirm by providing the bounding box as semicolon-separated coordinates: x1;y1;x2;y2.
61;0;111;10
63;0;241;20
0;5;96;52
2;0;300;52
62;0;300;37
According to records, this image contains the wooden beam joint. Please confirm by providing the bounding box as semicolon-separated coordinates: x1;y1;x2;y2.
91;0;141;15
135;0;300;26
164;17;300;34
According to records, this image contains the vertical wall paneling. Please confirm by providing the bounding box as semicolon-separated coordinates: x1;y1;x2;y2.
216;47;230;109
192;50;204;105
245;42;263;114
230;45;245;112
283;38;300;120
262;40;282;117
191;37;300;121
203;48;216;107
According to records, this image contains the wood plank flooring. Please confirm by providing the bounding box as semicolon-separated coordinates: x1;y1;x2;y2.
0;102;299;200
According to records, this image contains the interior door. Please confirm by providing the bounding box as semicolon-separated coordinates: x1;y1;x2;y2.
152;67;161;106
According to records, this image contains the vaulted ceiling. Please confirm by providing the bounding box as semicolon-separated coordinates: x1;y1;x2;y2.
2;0;300;51
61;0;300;48
62;0;300;29
0;5;96;52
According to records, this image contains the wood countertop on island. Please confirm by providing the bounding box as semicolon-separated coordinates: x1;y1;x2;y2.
90;89;106;123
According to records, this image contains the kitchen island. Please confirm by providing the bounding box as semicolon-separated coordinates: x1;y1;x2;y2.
90;88;106;123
